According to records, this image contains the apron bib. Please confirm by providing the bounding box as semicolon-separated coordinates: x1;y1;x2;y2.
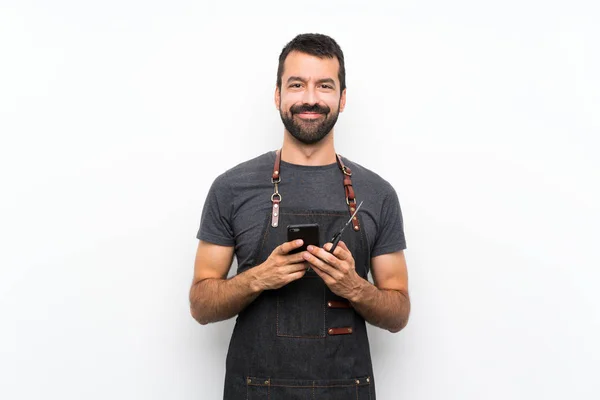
223;150;376;399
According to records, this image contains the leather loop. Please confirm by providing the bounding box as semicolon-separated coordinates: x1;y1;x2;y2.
327;300;352;309
336;154;352;176
345;185;355;202
271;198;280;228
327;327;353;335
272;149;281;182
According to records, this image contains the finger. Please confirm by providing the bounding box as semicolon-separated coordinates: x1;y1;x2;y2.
308;261;336;286
286;269;306;283
307;244;342;269
337;241;353;260
278;239;304;255
303;250;341;280
323;242;350;260
337;240;350;252
283;262;309;274
282;252;308;265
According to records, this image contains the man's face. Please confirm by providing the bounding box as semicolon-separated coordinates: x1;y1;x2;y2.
275;51;346;145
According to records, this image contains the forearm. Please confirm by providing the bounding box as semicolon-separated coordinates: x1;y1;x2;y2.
189;270;261;325
349;280;410;333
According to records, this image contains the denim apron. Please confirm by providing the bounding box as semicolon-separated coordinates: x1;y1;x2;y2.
223;150;376;399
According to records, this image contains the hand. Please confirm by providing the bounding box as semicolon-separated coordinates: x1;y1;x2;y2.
250;239;309;292
303;241;364;301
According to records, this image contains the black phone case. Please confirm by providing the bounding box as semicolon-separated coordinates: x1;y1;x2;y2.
287;223;320;254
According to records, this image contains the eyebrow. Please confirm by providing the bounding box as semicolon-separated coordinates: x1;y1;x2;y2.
286;76;336;87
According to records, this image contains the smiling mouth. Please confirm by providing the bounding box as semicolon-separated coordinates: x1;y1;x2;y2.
296;112;323;119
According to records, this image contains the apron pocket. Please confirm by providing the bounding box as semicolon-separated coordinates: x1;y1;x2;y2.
276;276;326;338
247;376;372;400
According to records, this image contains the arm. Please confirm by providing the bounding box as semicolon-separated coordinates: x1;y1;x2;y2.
348;249;410;333
189;240;257;325
304;241;410;333
189;239;309;325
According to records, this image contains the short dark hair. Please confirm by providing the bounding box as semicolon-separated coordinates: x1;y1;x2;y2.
276;33;346;92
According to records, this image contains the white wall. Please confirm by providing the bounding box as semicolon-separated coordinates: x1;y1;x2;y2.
1;1;599;399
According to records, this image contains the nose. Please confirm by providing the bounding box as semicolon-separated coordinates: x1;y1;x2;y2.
302;86;318;105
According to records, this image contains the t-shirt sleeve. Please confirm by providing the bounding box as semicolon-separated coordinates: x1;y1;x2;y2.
371;187;407;257
196;174;235;246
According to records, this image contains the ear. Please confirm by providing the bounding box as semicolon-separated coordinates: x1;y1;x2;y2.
274;86;281;110
339;88;347;112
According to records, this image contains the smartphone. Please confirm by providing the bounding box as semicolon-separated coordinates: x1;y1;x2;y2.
287;223;320;254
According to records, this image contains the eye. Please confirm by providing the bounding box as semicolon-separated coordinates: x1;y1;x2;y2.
289;83;302;88
320;84;333;89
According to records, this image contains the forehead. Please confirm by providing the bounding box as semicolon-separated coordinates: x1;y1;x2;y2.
282;51;340;83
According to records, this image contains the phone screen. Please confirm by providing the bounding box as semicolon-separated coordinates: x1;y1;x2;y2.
287;223;320;254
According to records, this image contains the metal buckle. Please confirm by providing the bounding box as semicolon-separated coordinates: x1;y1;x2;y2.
271;175;281;202
341;166;352;176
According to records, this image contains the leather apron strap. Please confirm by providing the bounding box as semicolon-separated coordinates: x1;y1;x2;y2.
271;149;361;231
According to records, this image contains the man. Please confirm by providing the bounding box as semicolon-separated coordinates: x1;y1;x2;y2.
190;33;410;399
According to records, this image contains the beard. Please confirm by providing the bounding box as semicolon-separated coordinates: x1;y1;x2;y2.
279;100;341;145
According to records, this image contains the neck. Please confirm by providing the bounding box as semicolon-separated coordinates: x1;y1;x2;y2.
280;130;336;166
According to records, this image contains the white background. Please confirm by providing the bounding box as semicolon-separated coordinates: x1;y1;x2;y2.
1;1;599;399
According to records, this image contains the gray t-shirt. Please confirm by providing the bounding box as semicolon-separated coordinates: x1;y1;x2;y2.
197;151;406;272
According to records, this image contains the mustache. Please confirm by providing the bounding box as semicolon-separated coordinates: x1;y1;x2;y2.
291;104;330;115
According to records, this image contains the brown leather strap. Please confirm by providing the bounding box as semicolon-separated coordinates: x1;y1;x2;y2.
327;300;352;309
272;149;282;181
328;327;353;335
336;154;360;231
271;150;282;227
271;149;361;231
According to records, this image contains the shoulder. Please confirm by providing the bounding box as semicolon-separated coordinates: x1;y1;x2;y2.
212;150;276;187
339;154;396;198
